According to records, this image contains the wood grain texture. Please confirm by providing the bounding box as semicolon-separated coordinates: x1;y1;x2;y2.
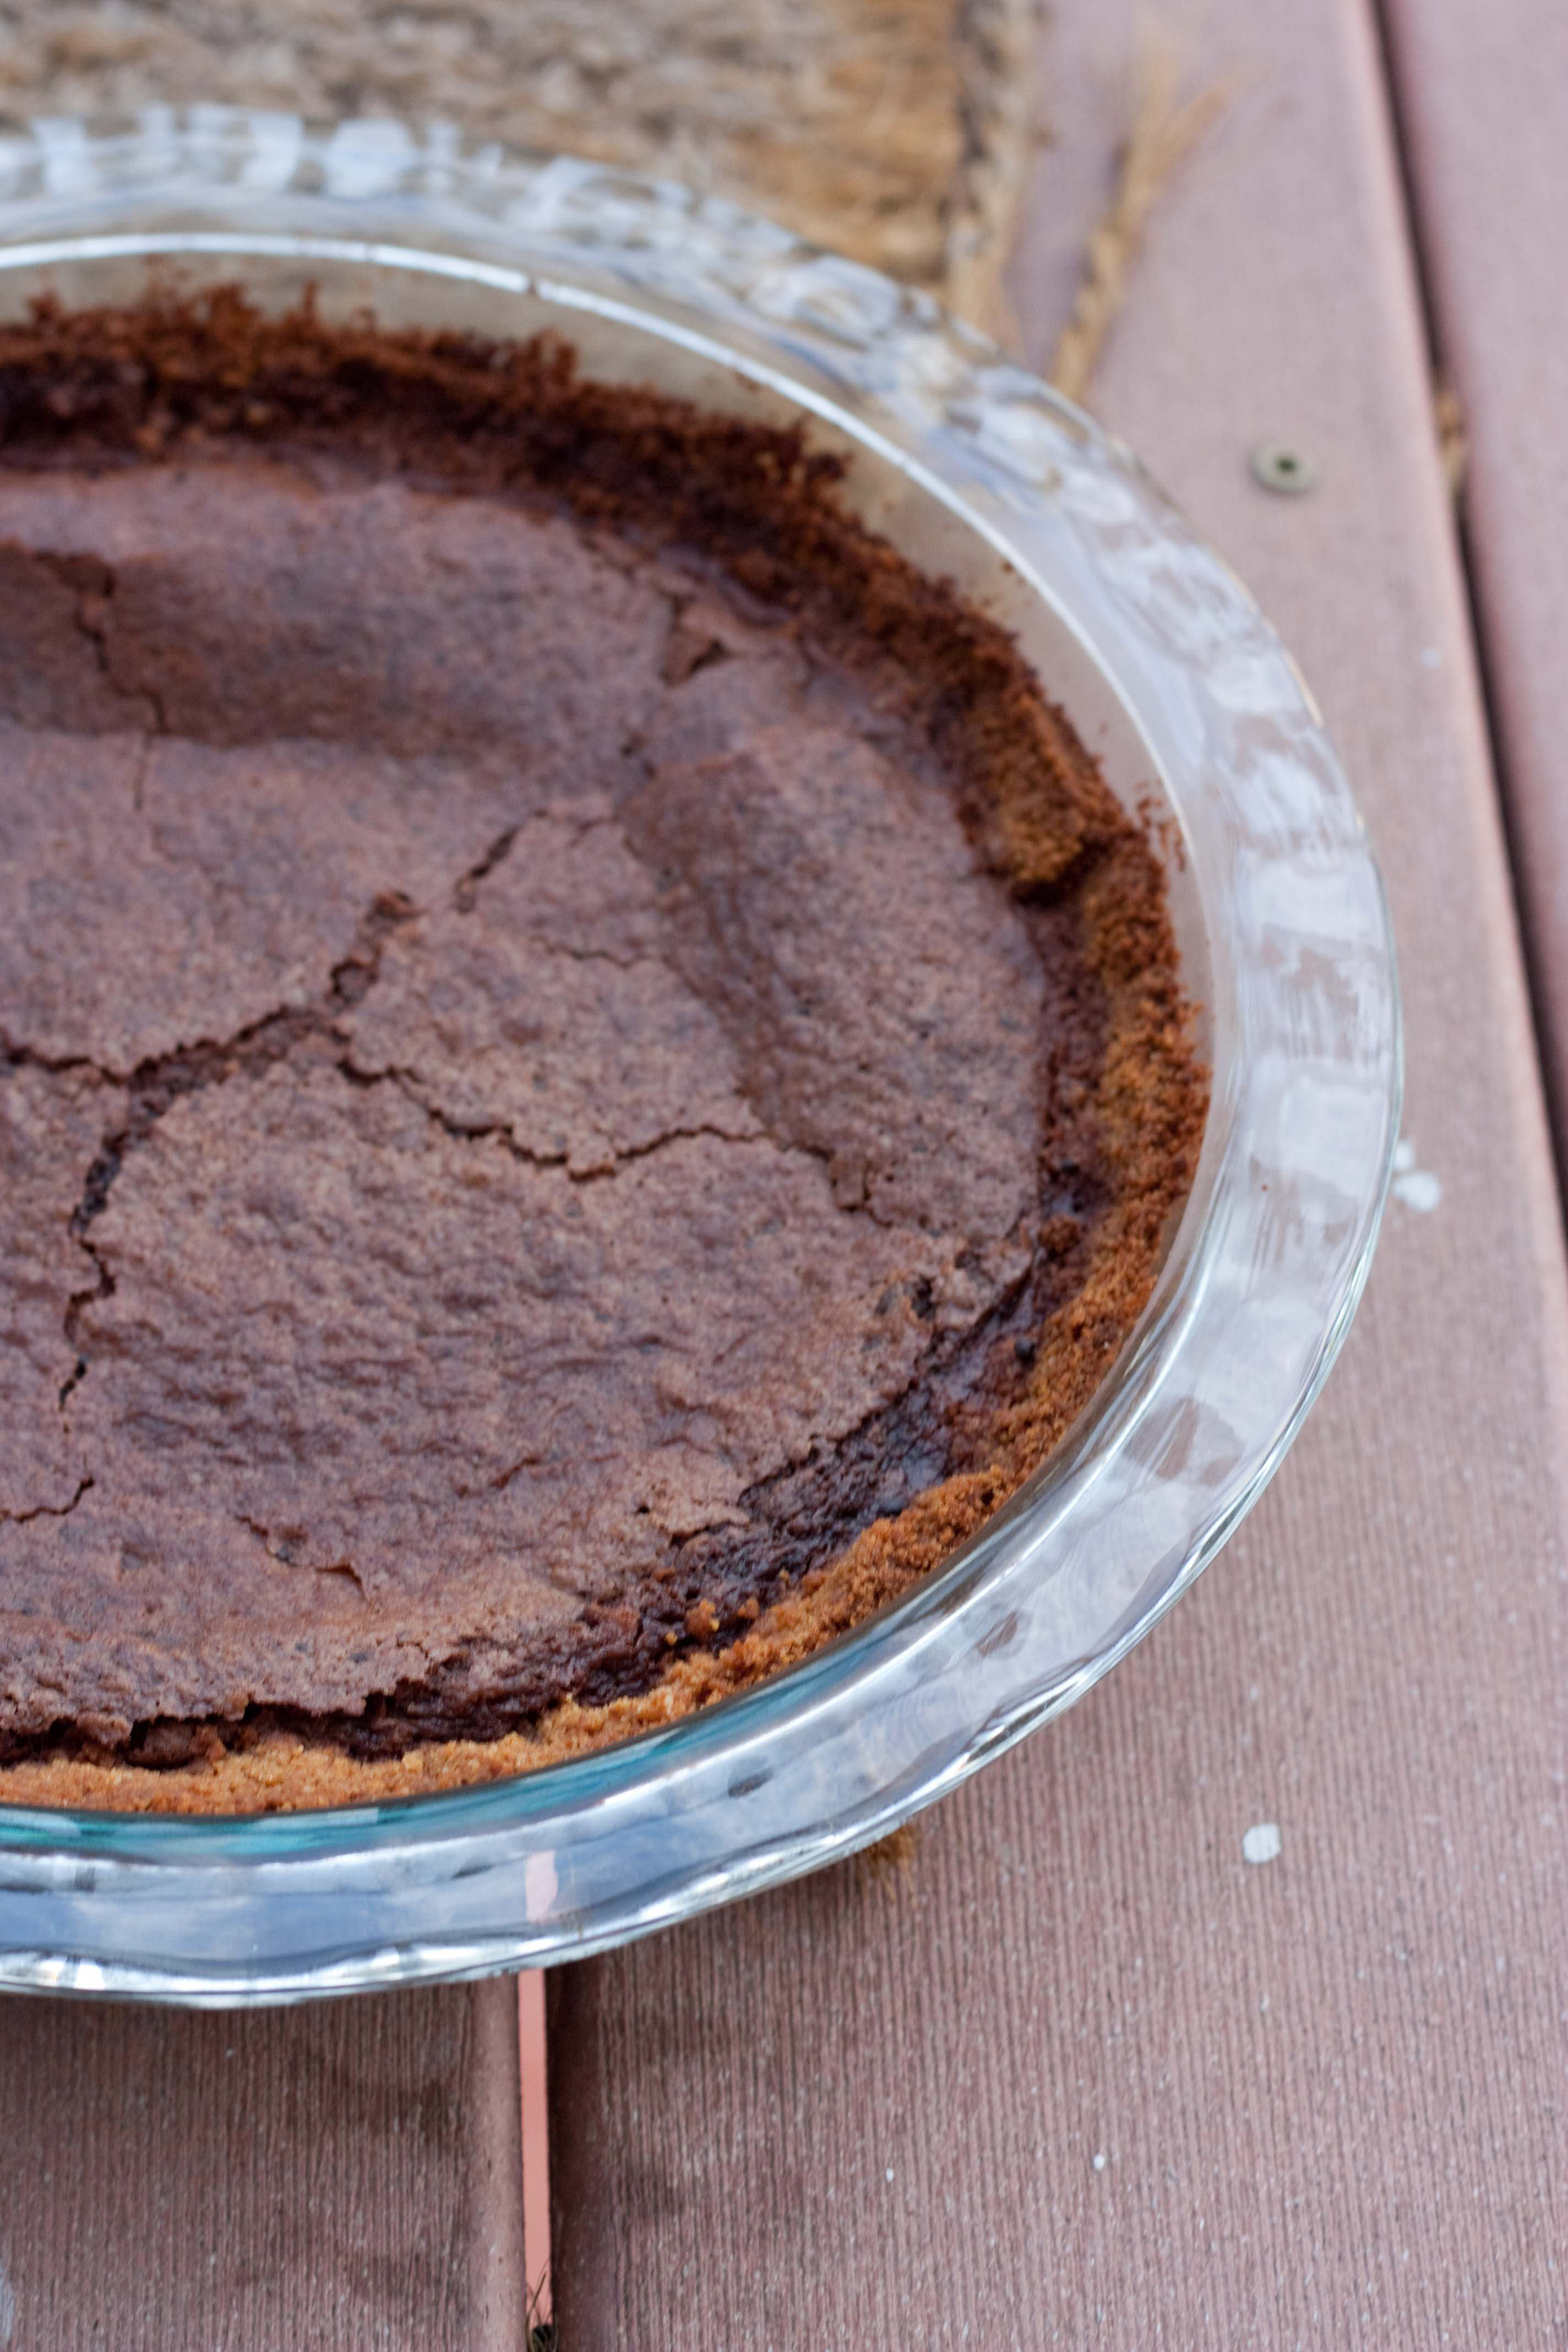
547;2;1568;2344
0;1977;525;2350
1378;0;1568;1137
0;0;1038;335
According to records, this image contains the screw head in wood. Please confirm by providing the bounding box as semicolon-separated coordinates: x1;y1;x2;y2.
1250;440;1317;494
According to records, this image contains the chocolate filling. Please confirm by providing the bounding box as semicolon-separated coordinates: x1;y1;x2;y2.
0;295;1204;1799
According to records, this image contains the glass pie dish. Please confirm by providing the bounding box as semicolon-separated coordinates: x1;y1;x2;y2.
0;110;1399;2003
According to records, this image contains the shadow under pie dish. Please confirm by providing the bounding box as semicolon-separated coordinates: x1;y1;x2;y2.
0;290;1205;1814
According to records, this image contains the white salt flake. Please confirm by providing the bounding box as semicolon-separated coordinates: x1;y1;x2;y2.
1242;1821;1282;1865
1092;2152;1107;2173
1393;1168;1442;1213
1391;1138;1441;1212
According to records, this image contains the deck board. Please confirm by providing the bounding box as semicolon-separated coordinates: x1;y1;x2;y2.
1379;0;1568;1138
0;1978;525;2351
0;5;1564;2342
547;2;1568;2343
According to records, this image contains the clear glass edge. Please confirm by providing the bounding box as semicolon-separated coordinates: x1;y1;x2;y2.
0;113;1402;1999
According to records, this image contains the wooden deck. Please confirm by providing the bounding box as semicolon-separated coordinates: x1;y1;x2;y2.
2;2;1565;2343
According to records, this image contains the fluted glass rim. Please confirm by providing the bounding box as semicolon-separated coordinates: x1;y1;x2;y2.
0;111;1400;2002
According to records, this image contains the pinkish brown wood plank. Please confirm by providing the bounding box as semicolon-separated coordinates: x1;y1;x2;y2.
1379;0;1568;1136
0;1977;526;2351
547;1;1568;2344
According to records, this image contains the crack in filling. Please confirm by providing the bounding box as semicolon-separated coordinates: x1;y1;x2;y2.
28;892;419;1414
0;1475;94;1528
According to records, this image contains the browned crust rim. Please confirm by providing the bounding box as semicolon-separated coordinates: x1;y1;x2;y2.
0;292;1207;1812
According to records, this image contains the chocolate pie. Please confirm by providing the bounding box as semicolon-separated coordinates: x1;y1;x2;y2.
0;295;1205;1810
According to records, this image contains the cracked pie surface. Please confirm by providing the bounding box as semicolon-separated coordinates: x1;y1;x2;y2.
0;295;1205;1810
